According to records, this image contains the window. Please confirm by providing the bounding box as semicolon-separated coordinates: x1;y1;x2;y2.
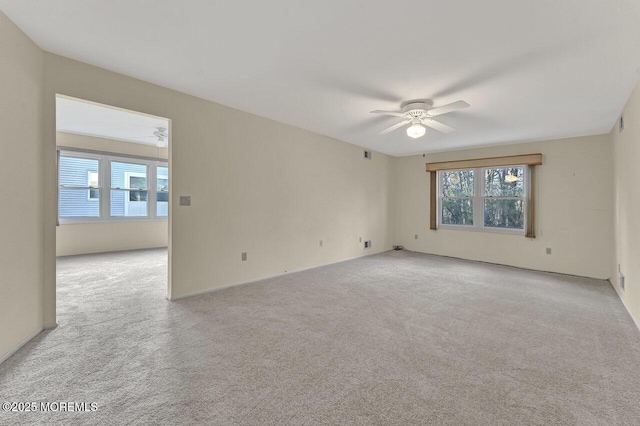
483;167;525;229
438;166;526;233
156;166;169;217
59;156;101;218
440;169;475;226
58;151;168;223
111;162;148;217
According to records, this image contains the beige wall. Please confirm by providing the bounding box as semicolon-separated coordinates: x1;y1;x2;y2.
0;13;44;359
43;53;394;309
611;80;640;326
57;222;168;257
56;132;168;256
392;135;614;279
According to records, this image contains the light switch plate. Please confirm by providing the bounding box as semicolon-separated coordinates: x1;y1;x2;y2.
179;196;191;206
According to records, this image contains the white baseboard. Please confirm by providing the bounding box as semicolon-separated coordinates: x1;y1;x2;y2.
169;249;389;301
0;327;43;365
608;279;640;332
57;246;167;258
408;249;608;280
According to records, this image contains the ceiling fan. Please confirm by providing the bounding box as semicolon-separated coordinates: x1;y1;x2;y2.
129;127;169;147
371;100;470;138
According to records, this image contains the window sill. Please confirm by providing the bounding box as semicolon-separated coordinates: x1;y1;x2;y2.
437;224;524;236
59;217;168;225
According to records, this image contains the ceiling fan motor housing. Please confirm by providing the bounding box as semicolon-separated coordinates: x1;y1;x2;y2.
402;102;432;118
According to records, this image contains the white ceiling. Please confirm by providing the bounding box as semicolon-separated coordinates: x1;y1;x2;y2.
56;96;170;146
3;0;640;156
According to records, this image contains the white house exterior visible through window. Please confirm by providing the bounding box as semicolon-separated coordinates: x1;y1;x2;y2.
58;150;168;223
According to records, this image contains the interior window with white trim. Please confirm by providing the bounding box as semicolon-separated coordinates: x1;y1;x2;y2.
58;151;168;223
438;165;526;233
59;155;101;218
483;166;525;229
156;166;169;217
440;169;475;226
110;161;148;217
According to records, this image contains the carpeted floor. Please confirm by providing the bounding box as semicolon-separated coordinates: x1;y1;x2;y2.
1;249;640;425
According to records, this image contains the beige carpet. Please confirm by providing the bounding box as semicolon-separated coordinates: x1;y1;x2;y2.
1;249;640;425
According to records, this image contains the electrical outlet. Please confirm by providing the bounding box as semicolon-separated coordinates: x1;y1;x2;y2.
546;248;552;255
359;237;362;243
415;234;418;239
319;240;323;247
364;150;371;160
364;240;371;249
620;273;625;290
241;252;247;261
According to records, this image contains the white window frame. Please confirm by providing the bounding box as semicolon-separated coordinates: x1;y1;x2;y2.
437;165;528;235
58;150;168;224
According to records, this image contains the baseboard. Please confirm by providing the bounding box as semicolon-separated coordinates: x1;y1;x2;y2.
0;327;43;365
608;279;640;332
405;249;608;281
170;249;389;301
57;246;168;258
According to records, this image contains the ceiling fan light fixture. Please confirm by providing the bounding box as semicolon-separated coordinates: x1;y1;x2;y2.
407;123;426;139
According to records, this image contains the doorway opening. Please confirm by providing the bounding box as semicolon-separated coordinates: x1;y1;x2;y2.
55;95;171;314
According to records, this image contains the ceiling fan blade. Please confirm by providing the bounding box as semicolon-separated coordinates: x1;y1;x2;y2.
371;110;406;117
379;120;411;134
422;119;454;134
426;100;470;117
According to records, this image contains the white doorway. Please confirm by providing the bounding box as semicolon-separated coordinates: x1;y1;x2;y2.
55;94;171;302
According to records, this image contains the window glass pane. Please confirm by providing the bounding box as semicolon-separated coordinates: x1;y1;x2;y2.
156;194;168;217
88;171;99;200
111;161;147;189
441;198;474;225
484;167;524;197
60;189;100;217
110;161;148;217
484;199;524;229
441;169;474;197
60;156;99;186
111;190;148;217
59;156;101;217
157;166;168;191
156;166;168;217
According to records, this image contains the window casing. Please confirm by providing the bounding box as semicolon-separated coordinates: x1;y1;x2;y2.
437;165;527;234
58;150;168;224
